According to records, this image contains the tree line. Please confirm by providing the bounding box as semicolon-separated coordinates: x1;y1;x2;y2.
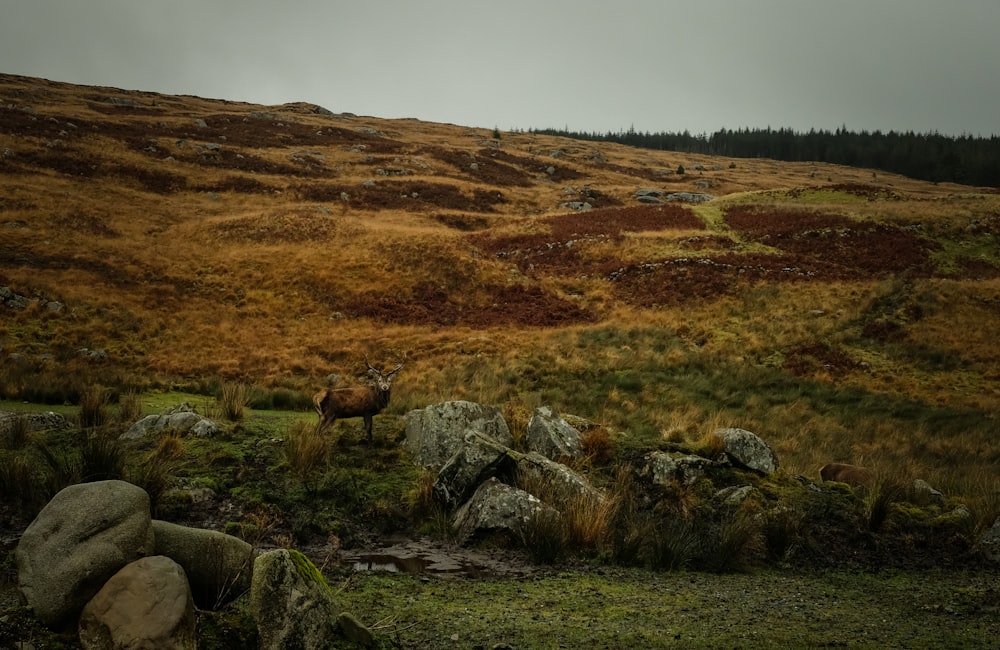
527;126;1000;188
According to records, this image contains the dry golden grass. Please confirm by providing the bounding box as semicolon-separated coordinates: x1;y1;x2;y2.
3;73;999;510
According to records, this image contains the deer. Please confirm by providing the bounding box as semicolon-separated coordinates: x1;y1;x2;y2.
820;462;874;489
313;357;404;444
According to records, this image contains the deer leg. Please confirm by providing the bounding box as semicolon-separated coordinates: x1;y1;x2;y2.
364;415;373;444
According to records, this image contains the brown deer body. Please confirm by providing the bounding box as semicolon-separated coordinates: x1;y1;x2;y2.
820;462;874;488
313;358;403;443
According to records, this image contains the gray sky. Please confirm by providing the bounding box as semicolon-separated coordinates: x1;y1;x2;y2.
2;0;998;136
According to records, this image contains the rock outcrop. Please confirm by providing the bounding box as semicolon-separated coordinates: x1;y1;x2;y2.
453;478;558;544
405;400;513;468
122;402;220;439
15;480;155;627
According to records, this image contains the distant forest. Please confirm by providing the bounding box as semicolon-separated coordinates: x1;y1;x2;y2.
527;126;1000;188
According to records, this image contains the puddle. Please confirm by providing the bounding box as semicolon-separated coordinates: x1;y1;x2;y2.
343;542;525;578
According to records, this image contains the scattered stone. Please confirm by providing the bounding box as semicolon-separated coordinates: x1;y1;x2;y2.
665;192;714;203
122;402;220;439
15;480;155;627
0;410;70;437
713;428;779;476
78;556;196;650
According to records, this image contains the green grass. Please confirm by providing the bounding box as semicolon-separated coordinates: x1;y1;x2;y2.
334;567;1000;648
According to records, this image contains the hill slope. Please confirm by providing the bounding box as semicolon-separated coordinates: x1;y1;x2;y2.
2;72;999;490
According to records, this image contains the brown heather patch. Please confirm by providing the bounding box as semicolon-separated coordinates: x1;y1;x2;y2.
204;210;342;244
724;205;939;278
342;282;595;328
296;180;507;212
782;342;861;379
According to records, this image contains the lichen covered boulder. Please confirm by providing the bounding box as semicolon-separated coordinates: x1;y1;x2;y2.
404;400;513;468
713;427;778;476
250;549;343;650
526;406;583;460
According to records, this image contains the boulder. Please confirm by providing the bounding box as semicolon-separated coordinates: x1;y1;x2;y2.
911;479;946;507
78;555;196;650
15;480;155;628
715;485;758;506
526;406;583;460
152;520;255;609
433;432;517;510
453;478;558;545
713;427;779;476
250;549;342;650
404;400;513;469
643;451;723;486
977;516;1000;563
515;451;602;503
121;402;220;439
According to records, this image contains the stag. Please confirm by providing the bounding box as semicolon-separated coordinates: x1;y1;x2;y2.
820;462;874;489
313;357;404;443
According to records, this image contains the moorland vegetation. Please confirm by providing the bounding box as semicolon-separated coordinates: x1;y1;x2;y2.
1;72;999;647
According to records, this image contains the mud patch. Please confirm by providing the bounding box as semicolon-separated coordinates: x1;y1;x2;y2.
342;540;535;578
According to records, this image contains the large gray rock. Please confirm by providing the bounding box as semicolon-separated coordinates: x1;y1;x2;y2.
78;555;196;650
453;478;557;545
250;549;342;650
643;451;723;486
526;406;583;460
713;427;779;476
152;520;255;609
404;400;513;469
516;451;602;503
433;432;517;510
121;402;220;439
16;480;155;628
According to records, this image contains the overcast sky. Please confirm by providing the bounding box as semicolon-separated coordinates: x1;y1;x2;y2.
2;1;998;137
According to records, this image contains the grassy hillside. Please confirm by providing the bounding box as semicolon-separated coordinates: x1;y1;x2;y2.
2;71;999;507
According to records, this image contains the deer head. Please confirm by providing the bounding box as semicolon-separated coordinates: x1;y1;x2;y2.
365;356;404;394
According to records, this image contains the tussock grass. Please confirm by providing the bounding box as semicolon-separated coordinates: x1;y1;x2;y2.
218;382;250;422
284;419;330;481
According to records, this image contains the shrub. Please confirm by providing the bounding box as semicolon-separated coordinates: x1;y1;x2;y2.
115;388;143;424
78;384;111;428
284;420;329;481
127;435;184;516
79;429;126;481
1;413;32;450
218;382;250;422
